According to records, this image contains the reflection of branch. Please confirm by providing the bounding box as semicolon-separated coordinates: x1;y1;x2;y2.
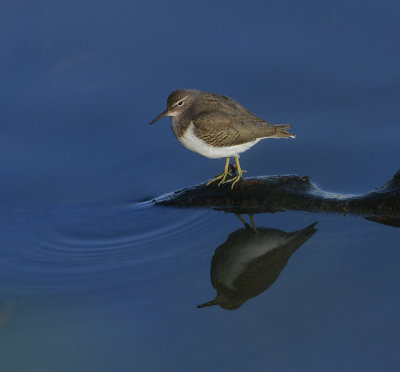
155;170;400;217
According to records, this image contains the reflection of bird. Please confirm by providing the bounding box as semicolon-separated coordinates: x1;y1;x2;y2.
150;89;295;188
198;222;318;310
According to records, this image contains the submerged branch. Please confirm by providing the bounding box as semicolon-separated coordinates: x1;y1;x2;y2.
154;169;400;217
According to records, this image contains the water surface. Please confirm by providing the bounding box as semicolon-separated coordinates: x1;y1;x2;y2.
1;0;400;371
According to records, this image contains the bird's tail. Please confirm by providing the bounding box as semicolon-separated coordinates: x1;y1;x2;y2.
271;124;296;138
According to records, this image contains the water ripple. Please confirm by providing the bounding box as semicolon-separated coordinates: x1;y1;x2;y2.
20;204;217;273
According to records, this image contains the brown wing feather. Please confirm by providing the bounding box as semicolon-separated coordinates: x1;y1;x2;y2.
192;111;282;147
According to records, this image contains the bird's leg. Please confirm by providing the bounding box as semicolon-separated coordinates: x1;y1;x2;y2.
217;157;233;186
249;214;257;233
222;156;247;189
235;213;257;232
205;157;231;186
235;213;251;230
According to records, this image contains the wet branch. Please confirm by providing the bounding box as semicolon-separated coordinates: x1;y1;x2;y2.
154;169;400;218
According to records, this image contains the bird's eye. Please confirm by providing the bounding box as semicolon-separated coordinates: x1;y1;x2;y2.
177;101;184;106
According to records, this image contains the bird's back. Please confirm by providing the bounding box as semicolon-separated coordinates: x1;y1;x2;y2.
190;91;295;146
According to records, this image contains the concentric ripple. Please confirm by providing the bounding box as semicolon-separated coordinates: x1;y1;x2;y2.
0;202;219;295
35;206;215;266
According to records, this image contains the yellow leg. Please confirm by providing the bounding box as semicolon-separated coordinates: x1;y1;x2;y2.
249;214;257;233
222;156;247;189
235;213;249;228
206;157;231;186
235;213;257;233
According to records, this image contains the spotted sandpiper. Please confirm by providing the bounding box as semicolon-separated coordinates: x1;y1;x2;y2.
150;89;295;188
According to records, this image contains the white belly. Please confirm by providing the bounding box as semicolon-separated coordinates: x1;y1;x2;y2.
173;121;260;159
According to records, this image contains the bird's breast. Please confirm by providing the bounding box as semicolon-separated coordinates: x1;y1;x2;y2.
172;121;260;159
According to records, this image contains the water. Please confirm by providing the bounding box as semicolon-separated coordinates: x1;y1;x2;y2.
1;0;400;371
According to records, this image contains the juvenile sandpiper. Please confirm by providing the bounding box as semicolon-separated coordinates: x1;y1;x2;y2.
150;89;295;188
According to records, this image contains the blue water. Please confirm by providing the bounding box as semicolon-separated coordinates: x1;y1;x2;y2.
1;0;400;371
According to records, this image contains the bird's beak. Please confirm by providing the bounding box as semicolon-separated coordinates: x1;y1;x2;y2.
149;109;169;125
197;299;218;308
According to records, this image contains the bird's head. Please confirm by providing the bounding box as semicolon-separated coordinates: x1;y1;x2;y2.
149;89;199;125
197;295;245;310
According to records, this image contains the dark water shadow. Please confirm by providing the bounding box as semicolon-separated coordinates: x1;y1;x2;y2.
196;207;400;311
198;215;318;310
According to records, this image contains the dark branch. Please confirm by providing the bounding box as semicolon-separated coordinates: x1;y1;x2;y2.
154;170;400;218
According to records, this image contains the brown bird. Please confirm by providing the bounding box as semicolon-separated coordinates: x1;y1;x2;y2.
150;89;295;188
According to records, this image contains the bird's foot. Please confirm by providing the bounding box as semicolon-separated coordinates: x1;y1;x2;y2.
205;170;232;186
221;170;247;189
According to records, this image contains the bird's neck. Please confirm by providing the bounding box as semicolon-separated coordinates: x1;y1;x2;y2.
171;115;191;138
